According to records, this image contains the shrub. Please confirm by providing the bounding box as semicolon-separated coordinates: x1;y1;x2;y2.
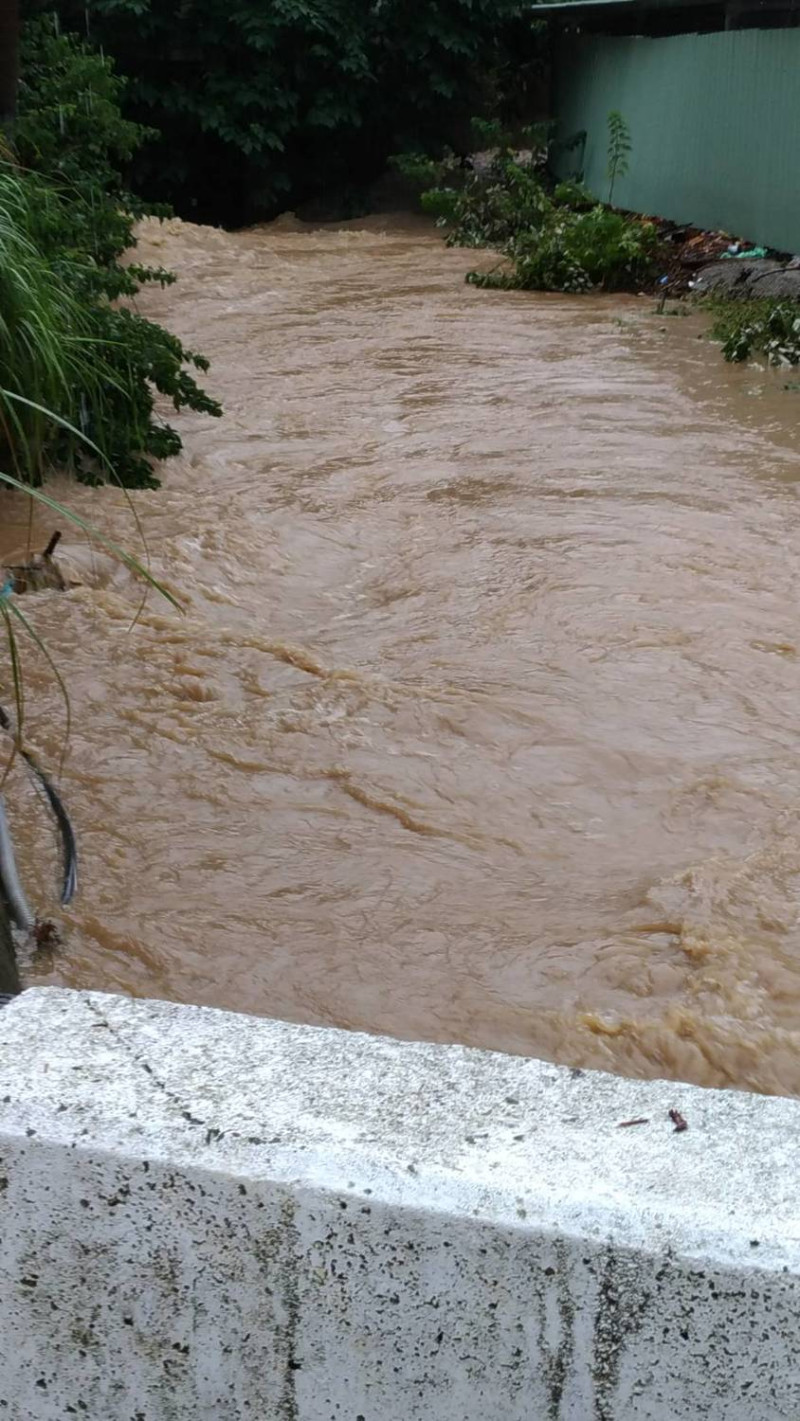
506;206;659;293
706;298;800;366
552;178;594;211
403;122;659;294
398;122;554;249
422;152;552;250
0;164;221;487
17;19;174;297
2;18;221;488
469;218;593;293
17;19;154;210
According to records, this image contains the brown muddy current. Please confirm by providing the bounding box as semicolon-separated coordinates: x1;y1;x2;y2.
5;215;800;1093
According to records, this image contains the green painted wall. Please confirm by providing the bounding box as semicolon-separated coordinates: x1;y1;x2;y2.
554;30;800;253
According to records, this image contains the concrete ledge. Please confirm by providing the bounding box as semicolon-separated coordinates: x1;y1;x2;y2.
0;989;798;1419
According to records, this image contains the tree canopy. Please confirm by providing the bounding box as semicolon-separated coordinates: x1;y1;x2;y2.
44;0;541;223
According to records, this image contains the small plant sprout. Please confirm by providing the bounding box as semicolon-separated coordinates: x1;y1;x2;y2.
606;110;631;207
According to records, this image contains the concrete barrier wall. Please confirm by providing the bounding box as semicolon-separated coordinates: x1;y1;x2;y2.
0;987;798;1419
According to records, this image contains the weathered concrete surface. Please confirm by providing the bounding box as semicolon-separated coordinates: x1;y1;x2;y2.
693;259;800;300
747;267;800;300
0;989;798;1420
692;259;782;296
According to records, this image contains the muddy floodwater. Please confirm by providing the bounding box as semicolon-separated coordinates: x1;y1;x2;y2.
5;215;800;1093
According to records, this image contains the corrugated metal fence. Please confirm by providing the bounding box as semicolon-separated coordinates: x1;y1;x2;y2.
554;30;800;252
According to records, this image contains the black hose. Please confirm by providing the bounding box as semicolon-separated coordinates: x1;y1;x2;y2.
22;753;78;905
0;707;78;906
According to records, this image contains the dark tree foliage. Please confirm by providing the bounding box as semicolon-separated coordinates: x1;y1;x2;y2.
44;0;539;225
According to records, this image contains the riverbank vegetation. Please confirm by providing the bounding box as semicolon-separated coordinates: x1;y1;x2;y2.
2;17;220;491
401;117;800;368
2;1;547;485
705;297;800;369
0;17;204;951
45;0;543;226
397;124;661;294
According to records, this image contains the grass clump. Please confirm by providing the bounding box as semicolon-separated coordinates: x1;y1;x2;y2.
0;170;95;481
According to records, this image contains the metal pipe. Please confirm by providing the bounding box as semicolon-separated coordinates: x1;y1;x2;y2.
0;795;34;931
0;893;20;998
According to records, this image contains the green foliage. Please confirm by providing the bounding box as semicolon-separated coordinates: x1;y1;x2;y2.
546;205;656;290
423;157;551;249
553;178;594;211
2;18;220;488
405;125;659;294
391;152;446;190
406;124;554;250
707;298;800;366
606;109;631;206
0;169;96;483
16;18;170;296
17;18;153;200
47;0;536;223
470;206;659;294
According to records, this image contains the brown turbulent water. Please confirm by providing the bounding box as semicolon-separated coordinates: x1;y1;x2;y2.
4;213;800;1093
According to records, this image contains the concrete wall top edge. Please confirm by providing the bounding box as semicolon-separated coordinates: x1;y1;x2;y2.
1;988;797;1272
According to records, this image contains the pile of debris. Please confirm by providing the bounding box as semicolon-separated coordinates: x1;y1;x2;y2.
644;217;800;300
3;531;66;595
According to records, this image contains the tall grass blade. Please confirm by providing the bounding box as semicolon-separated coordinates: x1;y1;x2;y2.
7;600;72;779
